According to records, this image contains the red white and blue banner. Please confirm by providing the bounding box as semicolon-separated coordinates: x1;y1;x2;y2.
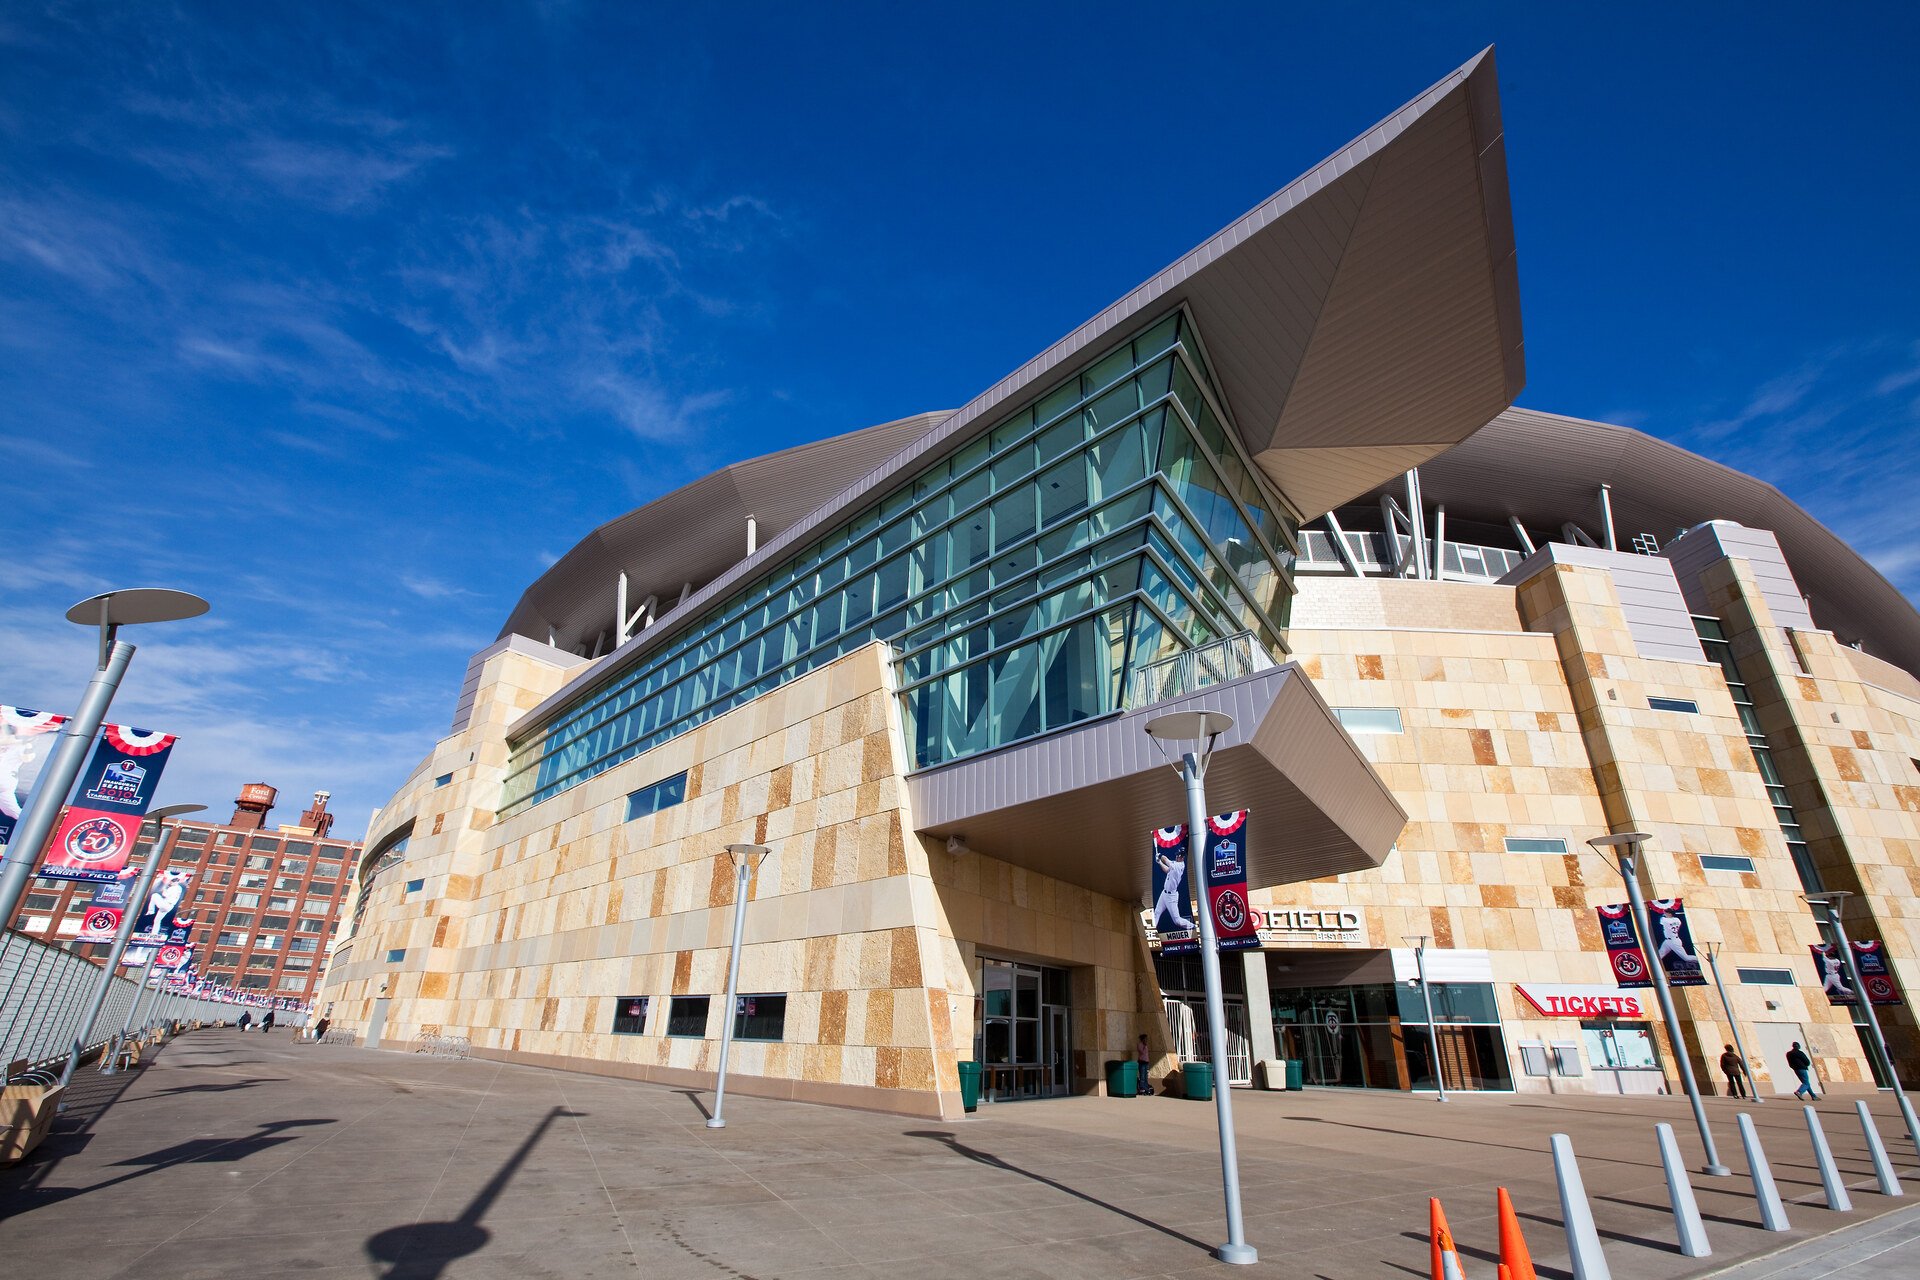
1201;811;1261;952
1644;898;1707;987
1597;903;1653;988
39;724;179;882
1149;825;1198;954
0;705;67;852
130;869;193;943
77;869;139;943
1811;940;1903;1006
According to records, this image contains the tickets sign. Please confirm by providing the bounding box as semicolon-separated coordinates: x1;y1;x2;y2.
1515;984;1652;1019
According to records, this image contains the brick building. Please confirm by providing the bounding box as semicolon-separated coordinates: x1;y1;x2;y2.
14;784;357;1004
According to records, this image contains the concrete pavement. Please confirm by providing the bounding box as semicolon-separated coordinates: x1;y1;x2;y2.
3;1029;1918;1279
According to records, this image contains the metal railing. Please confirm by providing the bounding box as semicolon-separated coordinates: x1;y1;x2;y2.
409;1032;471;1059
1123;632;1276;711
1297;529;1528;582
0;929;236;1077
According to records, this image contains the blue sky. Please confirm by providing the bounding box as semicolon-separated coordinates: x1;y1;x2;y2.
3;3;1917;836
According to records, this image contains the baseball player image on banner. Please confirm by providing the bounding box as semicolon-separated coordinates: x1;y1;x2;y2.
0;705;67;850
1811;941;1903;1006
1201;810;1261;951
1596;903;1653;988
1644;898;1707;987
130;868;193;944
1150;825;1198;956
38;724;179;883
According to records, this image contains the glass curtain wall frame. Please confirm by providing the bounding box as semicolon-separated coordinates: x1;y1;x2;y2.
1270;981;1514;1092
501;308;1301;816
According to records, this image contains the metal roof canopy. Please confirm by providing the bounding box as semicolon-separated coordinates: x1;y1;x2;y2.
512;48;1524;741
1381;407;1920;675
909;664;1406;904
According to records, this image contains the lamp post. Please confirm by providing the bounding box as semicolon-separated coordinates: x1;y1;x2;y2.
62;804;204;1085
707;842;769;1130
1702;941;1760;1104
1589;833;1728;1174
1404;935;1447;1101
0;588;208;932
1803;892;1920;1153
1145;709;1256;1265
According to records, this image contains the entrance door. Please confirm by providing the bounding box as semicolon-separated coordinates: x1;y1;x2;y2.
1222;999;1252;1086
975;957;1071;1101
1042;1006;1070;1096
365;998;390;1050
1751;1022;1809;1096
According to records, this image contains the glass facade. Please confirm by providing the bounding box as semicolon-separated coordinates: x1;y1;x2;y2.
502;310;1299;815
1271;981;1514;1091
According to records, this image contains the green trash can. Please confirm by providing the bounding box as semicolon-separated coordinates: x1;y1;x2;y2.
1286;1059;1304;1091
1104;1059;1138;1097
1184;1060;1214;1101
957;1061;984;1113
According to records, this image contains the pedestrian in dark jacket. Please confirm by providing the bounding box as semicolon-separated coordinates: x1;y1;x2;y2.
1719;1045;1747;1098
1136;1034;1152;1096
261;1010;276;1033
237;1011;252;1031
312;1017;331;1043
1787;1042;1818;1100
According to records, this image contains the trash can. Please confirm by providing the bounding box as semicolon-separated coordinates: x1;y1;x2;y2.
1256;1059;1285;1091
957;1061;984;1113
1184;1061;1214;1101
1286;1059;1304;1091
1104;1060;1138;1097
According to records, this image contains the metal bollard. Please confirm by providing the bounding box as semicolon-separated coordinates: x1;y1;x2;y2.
1655;1123;1711;1257
1858;1101;1904;1196
1804;1106;1852;1211
1898;1094;1920;1169
1737;1113;1789;1230
1550;1133;1613;1280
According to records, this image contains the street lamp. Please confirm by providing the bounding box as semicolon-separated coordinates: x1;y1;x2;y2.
1589;833;1729;1176
1145;709;1256;1266
1701;941;1760;1104
707;842;769;1130
1404;935;1447;1102
0;588;209;932
1803;891;1920;1153
64;803;205;1084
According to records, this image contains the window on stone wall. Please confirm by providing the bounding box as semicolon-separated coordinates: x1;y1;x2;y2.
732;994;787;1042
1699;854;1757;873
666;995;710;1037
611;996;650;1035
1333;706;1403;734
1648;696;1700;714
1504;837;1569;855
626;773;689;822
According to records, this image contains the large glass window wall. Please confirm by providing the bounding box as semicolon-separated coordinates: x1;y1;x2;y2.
501;310;1300;815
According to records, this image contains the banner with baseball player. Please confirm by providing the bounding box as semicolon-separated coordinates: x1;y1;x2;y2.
1811;940;1903;1006
130;871;193;944
0;704;68;852
1643;898;1707;987
76;869;140;943
1596;903;1653;988
1200;810;1261;951
38;724;179;883
1150;825;1198;955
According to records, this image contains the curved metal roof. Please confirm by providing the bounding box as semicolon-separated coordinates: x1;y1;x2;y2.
1385;407;1920;675
499;412;949;649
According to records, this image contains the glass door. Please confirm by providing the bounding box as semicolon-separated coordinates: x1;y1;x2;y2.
975;956;1071;1101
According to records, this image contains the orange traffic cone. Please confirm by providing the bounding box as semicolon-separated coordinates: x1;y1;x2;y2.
1430;1198;1468;1280
1496;1187;1536;1280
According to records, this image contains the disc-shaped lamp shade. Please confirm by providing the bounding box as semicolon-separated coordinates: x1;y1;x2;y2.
149;804;208;821
66;588;211;627
725;843;771;868
1143;710;1235;741
1587;832;1651;850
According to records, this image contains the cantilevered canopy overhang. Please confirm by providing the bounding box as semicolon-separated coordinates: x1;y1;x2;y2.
909;665;1407;903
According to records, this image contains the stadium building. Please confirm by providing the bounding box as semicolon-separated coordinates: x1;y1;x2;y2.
321;50;1920;1115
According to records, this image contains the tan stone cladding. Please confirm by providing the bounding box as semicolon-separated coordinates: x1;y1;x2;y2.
1282;571;1876;1093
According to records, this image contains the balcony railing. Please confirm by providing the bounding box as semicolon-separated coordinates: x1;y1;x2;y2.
1298;529;1527;582
1123;631;1276;711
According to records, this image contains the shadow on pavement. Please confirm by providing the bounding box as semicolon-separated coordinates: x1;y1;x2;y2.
364;1105;584;1280
1399;1229;1576;1279
903;1130;1213;1255
674;1089;713;1121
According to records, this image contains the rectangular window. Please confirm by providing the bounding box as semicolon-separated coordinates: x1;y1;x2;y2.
405;878;425;894
218;831;243;846
732;994;787;1042
434;772;453;788
611;996;651;1035
269;895;294;911
254;934;282;951
247;954;278;969
1738;967;1796;985
178;827;211;842
1333;706;1403;735
283;840;314;857
1699;854;1757;873
275;877;302;891
297;918;327;933
320;844;348;857
225;911;254;926
1504;837;1570;855
245;855;272;870
1648;696;1700;714
626;772;689;822
386;948;407;963
23;894;56;911
313;862;340;880
248;836;280;852
278;976;308;992
666;995;710;1037
232;893;261;908
261;915;292;930
290;937;319;953
240;974;269;988
282;957;312;970
211;951;240;967
281;860;307;876
216;931;247;947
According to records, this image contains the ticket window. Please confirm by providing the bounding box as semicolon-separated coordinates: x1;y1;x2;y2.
1582;1021;1659;1070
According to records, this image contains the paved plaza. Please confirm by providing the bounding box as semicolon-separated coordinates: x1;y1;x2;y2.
3;1029;1919;1279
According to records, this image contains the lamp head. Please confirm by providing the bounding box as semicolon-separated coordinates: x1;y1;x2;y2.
1143;710;1234;742
1587;832;1651;851
725;843;771;869
66;588;210;627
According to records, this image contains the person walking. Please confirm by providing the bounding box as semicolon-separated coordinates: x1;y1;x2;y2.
1719;1044;1747;1098
237;1010;252;1032
1787;1041;1819;1100
312;1016;331;1044
260;1010;276;1034
1136;1033;1153;1097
